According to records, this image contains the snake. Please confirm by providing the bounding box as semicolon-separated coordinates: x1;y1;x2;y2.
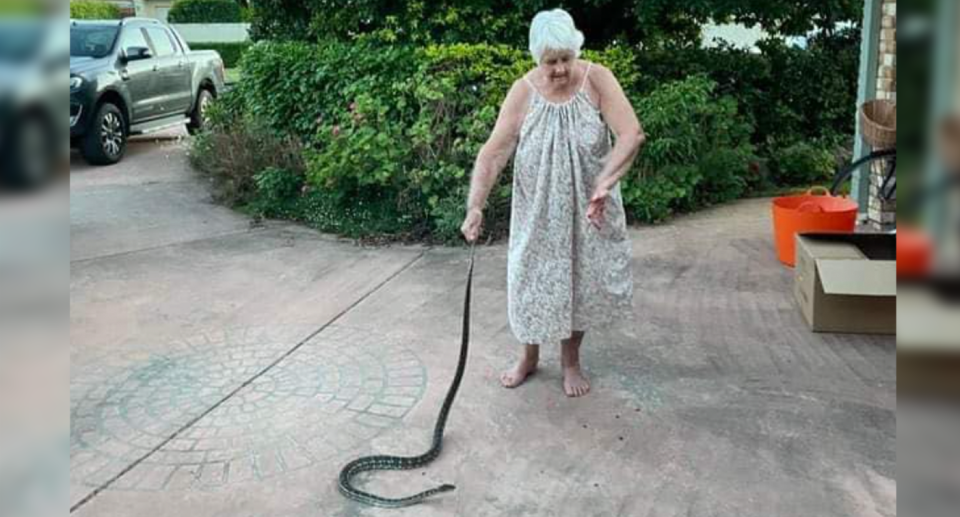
338;243;476;508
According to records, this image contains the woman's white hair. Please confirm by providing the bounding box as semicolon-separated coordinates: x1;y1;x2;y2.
528;9;585;64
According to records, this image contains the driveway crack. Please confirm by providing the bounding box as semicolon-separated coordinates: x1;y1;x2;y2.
69;248;428;513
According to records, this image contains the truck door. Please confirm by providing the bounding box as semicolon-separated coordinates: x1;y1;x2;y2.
117;26;159;122
144;26;193;116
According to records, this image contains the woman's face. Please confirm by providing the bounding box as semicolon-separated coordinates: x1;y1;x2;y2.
539;49;576;85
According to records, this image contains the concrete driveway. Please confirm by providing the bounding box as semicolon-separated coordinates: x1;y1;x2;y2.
70;131;896;517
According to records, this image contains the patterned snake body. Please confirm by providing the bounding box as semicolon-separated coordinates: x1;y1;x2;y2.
338;245;476;508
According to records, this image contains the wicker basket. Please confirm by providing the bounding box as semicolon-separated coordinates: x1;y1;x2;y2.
860;99;896;149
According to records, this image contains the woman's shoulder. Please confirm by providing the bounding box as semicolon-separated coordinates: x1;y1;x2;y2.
582;61;618;103
518;69;538;88
581;60;613;83
501;75;536;112
511;72;538;99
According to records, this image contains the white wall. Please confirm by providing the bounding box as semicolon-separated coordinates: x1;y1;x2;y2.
700;21;852;51
171;23;250;43
701;23;769;51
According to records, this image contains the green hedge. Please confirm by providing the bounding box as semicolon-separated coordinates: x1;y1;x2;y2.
188;41;249;68
70;0;121;19
770;142;837;186
195;41;758;242
634;29;860;153
168;0;241;23
247;0;862;48
240;6;254;23
194;38;859;243
227;34;857;162
2;0;45;16
627;75;756;222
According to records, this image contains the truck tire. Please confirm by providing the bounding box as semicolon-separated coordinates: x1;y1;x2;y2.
80;102;126;166
187;89;214;135
0;114;55;188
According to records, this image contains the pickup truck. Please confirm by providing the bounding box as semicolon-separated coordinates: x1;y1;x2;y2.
0;19;68;188
70;18;225;165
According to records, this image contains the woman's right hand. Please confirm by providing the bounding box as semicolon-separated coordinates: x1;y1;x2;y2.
461;208;483;242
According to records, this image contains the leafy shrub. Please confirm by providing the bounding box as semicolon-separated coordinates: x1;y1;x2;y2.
251;167;304;216
301;42;528;243
770;142;836;186
189;101;304;205
695;147;756;206
628;165;702;223
70;0;121;19
295;189;423;240
242;1;861;198
168;0;241;23
756;30;860;147
248;0;861;47
623;75;755;223
187;41;249;68
236;40;410;138
635;29;859;160
240;5;254;23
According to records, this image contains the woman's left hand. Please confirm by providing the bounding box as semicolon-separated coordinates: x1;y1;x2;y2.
586;183;610;229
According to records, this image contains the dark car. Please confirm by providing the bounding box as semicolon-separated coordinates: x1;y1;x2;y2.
0;19;69;188
70;18;225;165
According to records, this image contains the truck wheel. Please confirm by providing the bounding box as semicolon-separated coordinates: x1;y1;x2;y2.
80;102;126;165
187;89;214;135
0;114;54;188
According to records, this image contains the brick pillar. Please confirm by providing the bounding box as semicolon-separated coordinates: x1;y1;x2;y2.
867;0;897;231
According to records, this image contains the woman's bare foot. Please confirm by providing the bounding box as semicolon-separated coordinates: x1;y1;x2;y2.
561;331;590;397
500;345;539;388
562;365;590;397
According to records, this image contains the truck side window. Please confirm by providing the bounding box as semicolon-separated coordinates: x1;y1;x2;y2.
145;27;175;57
120;27;150;54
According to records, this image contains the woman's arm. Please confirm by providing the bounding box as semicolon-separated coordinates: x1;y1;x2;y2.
593;65;646;192
465;79;530;214
586;65;646;228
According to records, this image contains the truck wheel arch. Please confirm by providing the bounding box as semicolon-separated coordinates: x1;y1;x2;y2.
95;90;130;131
194;79;217;109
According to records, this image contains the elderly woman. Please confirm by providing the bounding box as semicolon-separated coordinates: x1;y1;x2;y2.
461;9;645;397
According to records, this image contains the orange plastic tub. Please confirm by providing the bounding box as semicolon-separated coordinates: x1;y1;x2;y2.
897;226;932;278
772;187;859;266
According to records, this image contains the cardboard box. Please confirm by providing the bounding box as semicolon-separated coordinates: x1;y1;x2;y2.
898;279;960;350
793;233;896;334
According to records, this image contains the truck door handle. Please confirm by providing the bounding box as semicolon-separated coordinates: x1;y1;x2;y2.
152;64;159;72
177;61;185;68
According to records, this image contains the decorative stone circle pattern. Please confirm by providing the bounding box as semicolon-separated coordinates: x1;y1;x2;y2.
70;325;426;491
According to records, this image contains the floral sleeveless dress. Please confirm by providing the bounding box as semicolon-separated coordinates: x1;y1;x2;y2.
508;62;634;345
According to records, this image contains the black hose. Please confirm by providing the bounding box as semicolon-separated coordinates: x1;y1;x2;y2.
828;148;897;198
